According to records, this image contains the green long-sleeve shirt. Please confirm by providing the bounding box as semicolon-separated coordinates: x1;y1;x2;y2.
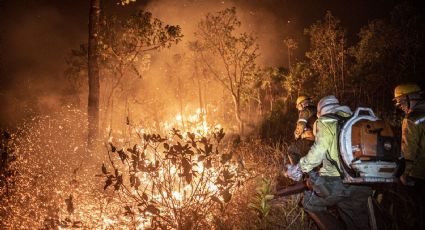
299;112;350;176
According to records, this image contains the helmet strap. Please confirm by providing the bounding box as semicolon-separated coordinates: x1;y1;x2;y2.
406;94;411;111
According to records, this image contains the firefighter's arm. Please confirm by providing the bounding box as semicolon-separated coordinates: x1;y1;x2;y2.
401;118;419;175
299;120;331;173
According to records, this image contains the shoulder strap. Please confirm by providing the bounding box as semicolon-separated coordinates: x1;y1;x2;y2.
321;113;348;124
407;100;425;124
407;111;425;125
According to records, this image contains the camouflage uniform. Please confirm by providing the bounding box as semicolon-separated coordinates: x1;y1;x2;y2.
288;105;316;163
294;105;317;141
299;111;372;230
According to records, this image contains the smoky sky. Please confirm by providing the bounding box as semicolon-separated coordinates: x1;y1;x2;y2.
0;0;402;128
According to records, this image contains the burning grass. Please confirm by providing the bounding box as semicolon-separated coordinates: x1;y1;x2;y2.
0;107;315;229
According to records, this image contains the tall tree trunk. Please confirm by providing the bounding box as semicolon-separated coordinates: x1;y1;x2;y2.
88;0;101;147
231;94;244;136
195;62;204;115
256;90;262;119
177;75;185;129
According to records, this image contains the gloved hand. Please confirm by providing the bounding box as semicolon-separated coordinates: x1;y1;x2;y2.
284;164;303;182
399;174;415;186
294;129;302;140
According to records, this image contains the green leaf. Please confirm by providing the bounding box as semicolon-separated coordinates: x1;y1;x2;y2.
104;177;113;190
221;189;232;203
221;152;233;164
65;194;74;214
109;143;116;152
223;169;234;181
187;132;195;141
206;159;212;169
214;128;225;143
134;177;140;190
205;144;213;155
142;193;149;201
197;155;206;162
211;195;222;204
114;175;123;190
145;204;160;215
264;194;275;200
185;172;193;184
124;206;133;215
143;133;150;141
130;174;136;187
101;163;109;174
127;144;138;154
186;149;194;155
118;149;128;163
164;142;170;150
182;158;192;173
248;203;259;211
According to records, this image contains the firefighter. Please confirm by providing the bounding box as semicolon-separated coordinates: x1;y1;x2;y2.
393;83;425;229
287;96;317;163
285;95;372;230
294;95;316;140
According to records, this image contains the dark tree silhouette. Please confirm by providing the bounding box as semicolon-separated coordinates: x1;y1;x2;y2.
87;0;101;147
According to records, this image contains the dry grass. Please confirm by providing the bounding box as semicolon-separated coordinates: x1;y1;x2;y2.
0;109;317;229
219;139;317;230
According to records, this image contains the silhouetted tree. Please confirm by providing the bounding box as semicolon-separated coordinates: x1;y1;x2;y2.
87;0;101;147
283;38;298;71
349;1;425;113
67;10;182;136
305;11;348;99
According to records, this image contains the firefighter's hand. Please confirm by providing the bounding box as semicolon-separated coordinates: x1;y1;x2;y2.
294;130;301;140
400;174;415;186
284;164;303;182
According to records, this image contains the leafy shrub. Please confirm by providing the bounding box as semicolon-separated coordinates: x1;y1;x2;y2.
102;128;250;229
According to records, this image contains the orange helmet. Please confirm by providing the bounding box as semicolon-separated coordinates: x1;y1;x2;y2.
296;96;313;110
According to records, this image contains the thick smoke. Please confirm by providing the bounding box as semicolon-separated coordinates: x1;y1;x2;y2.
0;1;88;128
0;0;400;128
144;0;293;66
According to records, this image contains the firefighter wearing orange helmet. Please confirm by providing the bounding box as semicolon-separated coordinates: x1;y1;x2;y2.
287;96;317;164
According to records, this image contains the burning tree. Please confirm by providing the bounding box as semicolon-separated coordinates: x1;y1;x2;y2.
98;10;182;133
65;10;182;136
102;128;250;229
193;7;260;135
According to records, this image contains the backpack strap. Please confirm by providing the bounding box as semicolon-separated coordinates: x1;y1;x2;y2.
326;151;344;179
407;100;425;124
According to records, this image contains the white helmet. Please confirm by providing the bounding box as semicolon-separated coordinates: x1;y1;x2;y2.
317;95;352;117
317;95;339;116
